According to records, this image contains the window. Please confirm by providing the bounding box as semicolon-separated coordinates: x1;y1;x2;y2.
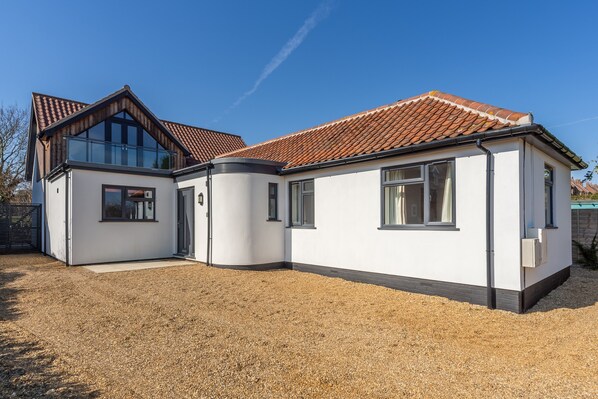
102;185;156;221
382;160;455;227
544;165;554;227
73;111;171;169
290;179;314;227
268;183;278;220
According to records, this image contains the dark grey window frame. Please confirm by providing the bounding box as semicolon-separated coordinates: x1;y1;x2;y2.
268;182;280;221
544;164;555;228
380;158;457;230
289;179;315;228
101;184;157;222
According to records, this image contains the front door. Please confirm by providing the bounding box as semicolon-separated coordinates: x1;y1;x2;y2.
177;188;194;256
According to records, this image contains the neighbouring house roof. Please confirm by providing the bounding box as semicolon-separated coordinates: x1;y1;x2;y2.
571;178;586;194
30;88;246;165
219;90;585;170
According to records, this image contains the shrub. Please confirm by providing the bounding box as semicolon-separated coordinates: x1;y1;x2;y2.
573;235;598;270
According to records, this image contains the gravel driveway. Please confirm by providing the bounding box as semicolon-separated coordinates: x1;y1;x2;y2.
1;254;597;398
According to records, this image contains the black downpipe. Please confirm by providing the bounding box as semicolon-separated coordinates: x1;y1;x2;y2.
476;139;494;309
42;141;48;256
206;165;213;266
65;171;70;266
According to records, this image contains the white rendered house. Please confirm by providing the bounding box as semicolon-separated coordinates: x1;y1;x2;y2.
25;87;586;313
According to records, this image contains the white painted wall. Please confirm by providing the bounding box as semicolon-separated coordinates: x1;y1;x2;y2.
521;141;572;287
210;172;285;266
45;173;68;262
175;175;208;263
281;140;524;291
69;169;175;265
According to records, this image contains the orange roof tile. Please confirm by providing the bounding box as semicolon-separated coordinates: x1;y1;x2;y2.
219;91;532;169
162;121;245;164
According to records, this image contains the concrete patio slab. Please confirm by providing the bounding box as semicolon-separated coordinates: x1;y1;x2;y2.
82;258;196;273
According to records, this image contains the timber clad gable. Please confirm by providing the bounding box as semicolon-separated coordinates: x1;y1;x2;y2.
30;87;246;177
48;97;186;171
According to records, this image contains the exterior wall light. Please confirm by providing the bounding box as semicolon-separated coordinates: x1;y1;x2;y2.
198;193;204;205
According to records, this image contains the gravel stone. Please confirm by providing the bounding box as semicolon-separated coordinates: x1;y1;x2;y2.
0;254;597;398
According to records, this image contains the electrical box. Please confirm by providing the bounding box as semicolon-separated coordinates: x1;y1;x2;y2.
526;228;548;264
522;238;542;268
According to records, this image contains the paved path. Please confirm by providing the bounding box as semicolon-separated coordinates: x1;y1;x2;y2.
83;258;195;273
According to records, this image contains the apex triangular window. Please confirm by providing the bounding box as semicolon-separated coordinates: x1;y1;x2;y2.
68;111;172;169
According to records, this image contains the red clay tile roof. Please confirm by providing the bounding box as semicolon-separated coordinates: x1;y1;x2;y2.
162;121;245;165
219;90;533;169
32;93;87;131
31;92;246;164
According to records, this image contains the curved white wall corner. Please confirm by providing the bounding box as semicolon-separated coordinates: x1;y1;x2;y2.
211;170;284;267
283;140;524;291
69;169;175;265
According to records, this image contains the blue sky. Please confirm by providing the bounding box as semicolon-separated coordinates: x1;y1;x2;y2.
1;1;596;177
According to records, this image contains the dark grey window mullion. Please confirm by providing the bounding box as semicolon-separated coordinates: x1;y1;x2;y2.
121;187;126;219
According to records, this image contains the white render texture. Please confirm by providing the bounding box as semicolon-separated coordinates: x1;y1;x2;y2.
45;173;68;262
281;139;570;292
210;172;285;266
522;141;572;287
68;169;175;265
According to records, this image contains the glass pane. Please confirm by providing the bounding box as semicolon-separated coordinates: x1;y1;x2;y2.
291;183;300;225
269;184;277;196
143;149;158;168
303;180;314;192
111;123;122;143
127;189;145;199
143;130;157;148
158;151;171;169
110;142;123;166
269;198;277;219
90;141;105;164
125;200;144;219
384;183;424;225
114;112;125;118
145;201;154;220
68;139;87;162
428;162;454;223
544;166;553;183
88;122;105;141
127;126;138;146
384;166;421;183
124;112;134;120
303;193;314;225
545;184;553;225
104;188;122;218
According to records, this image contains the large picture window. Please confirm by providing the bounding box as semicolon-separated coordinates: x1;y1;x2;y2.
69;111;172;169
382;160;455;227
290;179;314;227
544;164;554;227
102;185;156;221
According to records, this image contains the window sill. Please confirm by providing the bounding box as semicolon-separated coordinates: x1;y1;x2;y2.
378;225;459;231
267;219;282;222
286;225;317;229
544;225;558;229
99;220;159;223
